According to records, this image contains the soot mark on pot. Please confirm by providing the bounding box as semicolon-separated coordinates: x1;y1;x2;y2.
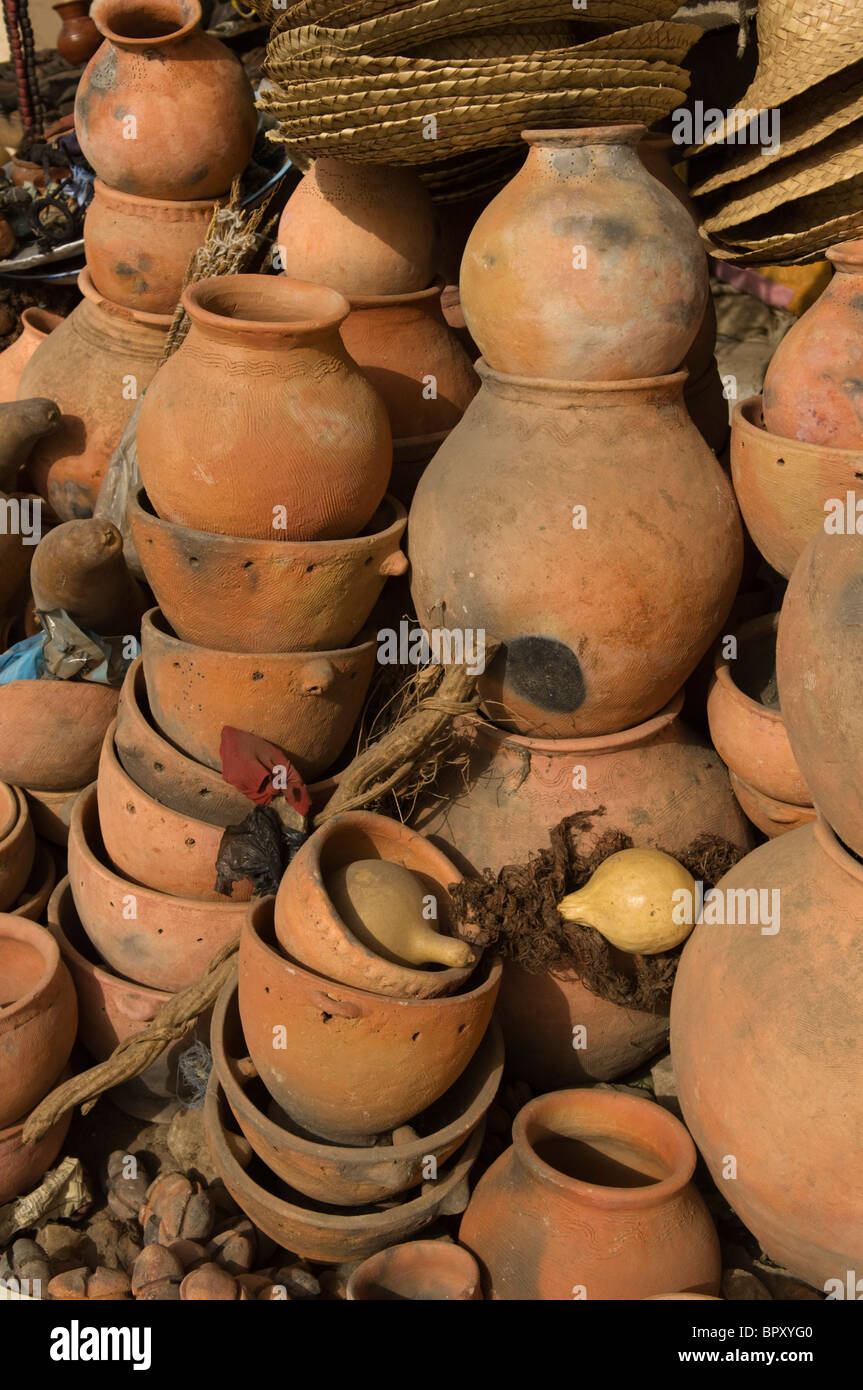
837;575;863;627
498;637;587;713
187;164;210;189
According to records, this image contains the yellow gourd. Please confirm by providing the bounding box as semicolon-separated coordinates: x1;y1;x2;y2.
326;859;476;970
557;848;695;955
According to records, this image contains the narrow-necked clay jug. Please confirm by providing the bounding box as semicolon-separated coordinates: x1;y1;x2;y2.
0;307;63;403
762;240;863;449
75;0;257;199
459;125;708;380
53;0;100;63
136;275;392;542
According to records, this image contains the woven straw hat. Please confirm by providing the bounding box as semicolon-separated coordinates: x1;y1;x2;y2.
703;173;863;264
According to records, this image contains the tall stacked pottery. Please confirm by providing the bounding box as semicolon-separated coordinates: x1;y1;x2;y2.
410;126;747;1089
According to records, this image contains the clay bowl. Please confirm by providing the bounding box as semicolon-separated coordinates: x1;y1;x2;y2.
0;679;119;790
0;1101;71;1203
707;613;811;808
24;784;85;846
96;725;251;903
204;1074;483;1264
129;486;407;653
731;396;863;578
68;785;248;992
0;915;77;1128
212;974;503;1206
346;1240;483;1300
239;897;501;1144
13;843;57;920
141;608;376;779
274;811;476;999
729;772;817;840
0;784;35;911
47;877;209;1122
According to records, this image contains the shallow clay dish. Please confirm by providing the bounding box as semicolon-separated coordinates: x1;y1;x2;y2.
346;1240;482;1300
0;915;77;1128
0;679;118;790
729;772;817;839
0;783;35;911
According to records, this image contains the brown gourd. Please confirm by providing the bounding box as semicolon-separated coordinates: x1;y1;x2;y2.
326;859;475;970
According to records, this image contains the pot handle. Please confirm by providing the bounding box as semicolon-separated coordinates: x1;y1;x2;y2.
115;991;162;1023
299;658;337;695
309;989;363;1020
379;549;408;577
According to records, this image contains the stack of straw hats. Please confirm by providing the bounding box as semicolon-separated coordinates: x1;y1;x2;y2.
689;0;863;262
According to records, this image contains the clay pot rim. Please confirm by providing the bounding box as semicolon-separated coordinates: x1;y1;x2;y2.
346;276;444;311
826;238;863;272
734;394;863;463
91;0;201;47
345;1240;481;1300
91;177;222;214
0;782;17;841
77;267;173;328
19;306;63;338
512;1089;696;1210
53;0;89;11
183;274;350;339
711;611;782;726
521;124;646;149
477;357;689;399
0;913;64;1020
144;606;377;664
814;815;863;882
14;843;57;918
47;875;171;1002
213;974;504;1166
471;690;684;756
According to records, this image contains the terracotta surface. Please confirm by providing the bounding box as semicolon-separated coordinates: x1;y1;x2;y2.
30;517;146;635
141;608;376;780
97;725;252;902
776;529;863;857
0;1104;71;1204
685;359;729;457
85;181;217;313
0;915;77;1128
136;276;392;542
0;784;35;911
730;394;863;578
460;1090;721;1300
204;1074;483;1264
347;1241;482;1300
239;897;501;1143
410;365;743;737
460;126;707;380
18;269;169;520
212;976;503;1207
75;0;256;199
24;785;86;846
13;843;57;921
68;785;247;992
672;819;863;1288
729;772;816;840
763;239;863;449
0;491;41;618
0;307;63;403
276;157;437;297
0;678;118;790
129;486;407;653
274;811;475;999
54;0;101;63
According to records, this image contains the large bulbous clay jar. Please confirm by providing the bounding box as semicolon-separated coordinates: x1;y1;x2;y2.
18;269;169;519
75;0;256;200
136;275;392;541
0;308;64;403
84;181;217;313
763;240;863;450
459;126;708;381
460;1089;721;1300
53;0;100;63
409;365;743;737
672;819;863;1287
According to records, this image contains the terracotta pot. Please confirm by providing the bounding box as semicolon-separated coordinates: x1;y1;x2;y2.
85;181;217;314
459;1089;721;1300
685;360;729;456
0;784;35;911
672;818;863;1288
212;976;503;1206
730;394;863;578
204;1075;483;1264
13;843;57;920
239;897;501;1143
129;486;407;653
346;1241;482;1300
339;282;479;444
0;308;63;403
0;1104;71;1203
0;678;118;790
68;785;247;991
728;772;816;840
136;275;392;543
18;269;170;520
459;126;708;381
30;517;146;635
53;0;100;63
96;725;252;902
0;915;77;1127
276;158;437;298
707;613;810;808
141;608;376;780
763;240;863;450
410;365;743;737
24;785;85;846
47;878;208;1122
75;0;256;199
637;132;698;222
776;529;863;858
274;812;475;999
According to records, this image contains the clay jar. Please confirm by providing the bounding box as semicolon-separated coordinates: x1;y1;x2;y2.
459;126;708;380
347;1242;482;1300
0;783;35;911
672;819;863;1288
136;275;392;542
53;0;100;63
75;0;256;199
0;1107;71;1204
410;365;743;737
84;181;217;314
0;679;118;790
0;307;63;403
0;915;77;1128
763;239;863;449
18;269;170;519
459;1090;721;1300
276;158;437;297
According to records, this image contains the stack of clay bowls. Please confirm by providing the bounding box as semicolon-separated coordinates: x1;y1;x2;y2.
410;124;752;1091
17;0;257;520
0;781;55;922
205;810;502;1263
